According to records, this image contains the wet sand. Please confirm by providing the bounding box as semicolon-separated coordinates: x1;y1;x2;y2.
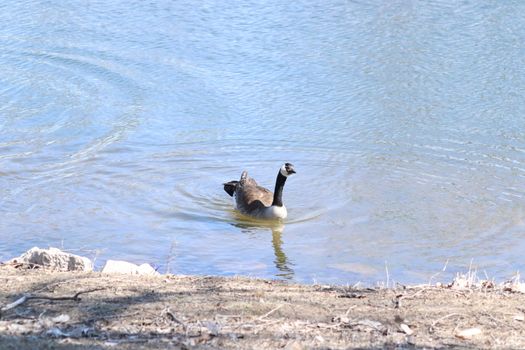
1;264;525;349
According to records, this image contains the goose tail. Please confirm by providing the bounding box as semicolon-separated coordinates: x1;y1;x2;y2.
223;181;238;197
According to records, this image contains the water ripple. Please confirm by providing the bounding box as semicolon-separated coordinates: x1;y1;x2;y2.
2;0;525;284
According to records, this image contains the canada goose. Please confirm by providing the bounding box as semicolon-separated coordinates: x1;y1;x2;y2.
223;163;296;219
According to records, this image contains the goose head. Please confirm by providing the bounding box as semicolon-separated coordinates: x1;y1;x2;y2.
280;163;296;177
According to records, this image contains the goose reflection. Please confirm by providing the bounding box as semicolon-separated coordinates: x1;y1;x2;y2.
270;226;294;279
230;215;294;279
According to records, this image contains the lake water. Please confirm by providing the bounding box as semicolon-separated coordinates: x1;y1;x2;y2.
1;0;524;284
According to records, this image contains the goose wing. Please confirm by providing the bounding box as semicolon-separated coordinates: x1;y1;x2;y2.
237;184;273;208
239;170;258;186
223;171;257;197
236;171;274;211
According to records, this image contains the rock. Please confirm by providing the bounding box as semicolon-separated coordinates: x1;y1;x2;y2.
137;263;159;275
400;323;414;335
455;327;482;339
284;341;304;350
51;314;70;323
516;283;525;293
6;322;35;335
514;284;525;293
450;274;470;289
503;281;525;293
513;314;524;322
10;247;92;272
101;260;159;276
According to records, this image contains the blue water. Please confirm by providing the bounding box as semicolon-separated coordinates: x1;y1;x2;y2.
1;0;525;284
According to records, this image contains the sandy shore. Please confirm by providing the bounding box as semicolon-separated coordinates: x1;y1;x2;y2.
1;264;525;349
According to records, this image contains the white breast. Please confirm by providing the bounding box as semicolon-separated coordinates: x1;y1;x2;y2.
260;205;287;219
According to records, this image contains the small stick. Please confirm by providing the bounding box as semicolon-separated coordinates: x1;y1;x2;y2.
401;288;427;300
344;305;357;316
431;313;462;327
161;308;186;329
395;287;427;308
253;319;282;330
30;288;105;301
258;304;284;320
32;279;75;294
428;259;449;286
1;294;30;312
1;288;105;313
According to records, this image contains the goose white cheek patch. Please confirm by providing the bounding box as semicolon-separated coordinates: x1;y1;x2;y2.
280;164;289;177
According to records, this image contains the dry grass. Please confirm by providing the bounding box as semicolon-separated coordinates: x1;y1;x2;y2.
1;264;525;349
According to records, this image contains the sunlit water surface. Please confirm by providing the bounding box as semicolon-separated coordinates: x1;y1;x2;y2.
1;1;525;284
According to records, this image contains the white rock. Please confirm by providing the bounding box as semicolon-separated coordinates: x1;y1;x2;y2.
513;314;524;322
7;322;35;335
400;323;414;335
512;283;525;293
455;327;482;339
101;260;159;276
137;263;159;275
51;314;70;323
451;275;470;289
9;247;92;272
284;341;304;350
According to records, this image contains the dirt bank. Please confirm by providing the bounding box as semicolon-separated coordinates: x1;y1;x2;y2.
1;264;524;349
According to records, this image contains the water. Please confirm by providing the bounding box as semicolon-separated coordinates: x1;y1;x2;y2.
1;0;525;284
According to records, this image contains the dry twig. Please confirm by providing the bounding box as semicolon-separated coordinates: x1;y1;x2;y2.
395;288;428;308
431;313;463;328
0;288;105;315
258;304;284;321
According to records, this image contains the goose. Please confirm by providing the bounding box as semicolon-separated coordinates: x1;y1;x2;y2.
223;163;296;219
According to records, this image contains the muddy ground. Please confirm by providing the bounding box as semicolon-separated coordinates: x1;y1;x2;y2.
0;264;524;349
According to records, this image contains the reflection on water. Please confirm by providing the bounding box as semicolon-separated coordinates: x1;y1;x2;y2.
272;229;294;279
231;216;294;279
1;0;525;284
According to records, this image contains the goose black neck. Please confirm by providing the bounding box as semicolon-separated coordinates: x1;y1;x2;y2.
272;172;287;207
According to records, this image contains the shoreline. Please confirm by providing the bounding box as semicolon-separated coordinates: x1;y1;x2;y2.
1;263;525;349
